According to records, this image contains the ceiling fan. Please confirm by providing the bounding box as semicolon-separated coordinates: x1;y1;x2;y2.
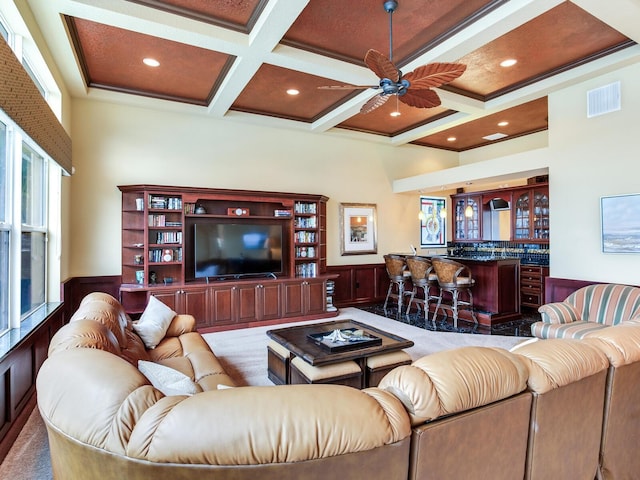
319;0;466;114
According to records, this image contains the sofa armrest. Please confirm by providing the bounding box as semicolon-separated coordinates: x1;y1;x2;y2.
538;302;582;324
164;314;196;337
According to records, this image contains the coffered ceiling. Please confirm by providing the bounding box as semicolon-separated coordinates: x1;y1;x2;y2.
25;0;640;151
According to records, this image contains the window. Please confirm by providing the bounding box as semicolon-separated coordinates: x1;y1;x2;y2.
21;144;47;315
0;121;7;330
0;2;63;336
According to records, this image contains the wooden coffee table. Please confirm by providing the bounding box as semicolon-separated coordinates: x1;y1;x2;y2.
267;319;414;388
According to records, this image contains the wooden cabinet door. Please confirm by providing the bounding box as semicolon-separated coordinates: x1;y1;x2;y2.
258;282;282;321
282;281;304;318
305;279;326;315
208;285;236;326
236;284;258;324
181;287;208;328
150;289;179;312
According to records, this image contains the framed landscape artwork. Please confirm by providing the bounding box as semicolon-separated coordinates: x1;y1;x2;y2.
420;196;447;247
601;193;640;253
339;203;377;255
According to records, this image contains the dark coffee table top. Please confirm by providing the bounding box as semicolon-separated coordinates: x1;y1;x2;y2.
267;319;414;366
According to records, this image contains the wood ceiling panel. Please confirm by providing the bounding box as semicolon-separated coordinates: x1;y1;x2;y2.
338;100;450;136
450;2;631;97
413;97;548;151
230;64;356;122
67;17;232;105
124;0;267;31
283;0;499;64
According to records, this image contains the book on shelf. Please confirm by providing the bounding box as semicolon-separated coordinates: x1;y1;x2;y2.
295;231;316;243
155;231;183;244
296;262;317;277
149;196;182;210
274;209;292;217
294;202;317;214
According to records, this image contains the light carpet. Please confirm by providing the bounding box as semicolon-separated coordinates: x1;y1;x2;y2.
202;307;529;387
0;307;528;479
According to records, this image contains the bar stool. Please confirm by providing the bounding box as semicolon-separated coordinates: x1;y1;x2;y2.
405;256;439;322
431;257;478;328
383;254;410;314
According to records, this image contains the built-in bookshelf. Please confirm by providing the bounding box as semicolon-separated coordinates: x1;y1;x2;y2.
119;185;329;287
118;185;338;327
294;201;320;278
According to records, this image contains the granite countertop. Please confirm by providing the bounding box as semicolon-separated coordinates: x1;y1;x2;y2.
444;255;517;263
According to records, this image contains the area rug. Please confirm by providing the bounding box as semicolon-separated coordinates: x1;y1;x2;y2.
0;307;528;478
202;307;529;387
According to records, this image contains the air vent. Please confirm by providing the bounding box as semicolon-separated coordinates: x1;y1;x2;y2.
482;132;508;141
587;81;621;118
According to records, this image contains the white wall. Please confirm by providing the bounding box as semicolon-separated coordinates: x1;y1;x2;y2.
548;62;640;284
68;99;458;277
68;62;640;285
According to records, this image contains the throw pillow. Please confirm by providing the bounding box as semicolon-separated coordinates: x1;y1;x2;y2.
132;296;176;348
138;360;202;396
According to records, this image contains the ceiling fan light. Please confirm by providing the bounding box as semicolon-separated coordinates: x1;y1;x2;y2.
390;111;401;117
286;89;299;95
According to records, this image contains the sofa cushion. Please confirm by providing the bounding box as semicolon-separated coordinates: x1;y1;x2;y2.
133;296;176;349
138;360;203;396
378;346;528;426
70;300;129;348
530;320;610;339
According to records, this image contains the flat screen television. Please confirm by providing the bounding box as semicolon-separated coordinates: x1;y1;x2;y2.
193;222;283;279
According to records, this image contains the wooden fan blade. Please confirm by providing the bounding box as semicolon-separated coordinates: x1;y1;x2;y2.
364;49;400;83
403;63;466;90
317;85;377;90
360;94;391;114
399;89;441;109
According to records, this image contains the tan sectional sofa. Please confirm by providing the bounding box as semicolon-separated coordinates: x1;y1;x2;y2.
37;292;411;480
36;292;640;479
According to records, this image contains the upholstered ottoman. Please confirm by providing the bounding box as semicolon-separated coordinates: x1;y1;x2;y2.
365;350;412;387
290;356;362;388
267;340;291;385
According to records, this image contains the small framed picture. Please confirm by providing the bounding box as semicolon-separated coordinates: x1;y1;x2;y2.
339;203;377;255
420;196;447;247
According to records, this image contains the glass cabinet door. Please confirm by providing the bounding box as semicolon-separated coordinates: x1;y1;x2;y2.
453;195;481;241
513;191;530;240
465;196;480;239
454;198;466;240
532;189;549;240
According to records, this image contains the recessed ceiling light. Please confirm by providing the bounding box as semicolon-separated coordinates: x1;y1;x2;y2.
143;58;160;67
286;89;299;95
447;136;456;142
390;111;401;117
497;121;509;127
500;59;517;67
483;132;508;141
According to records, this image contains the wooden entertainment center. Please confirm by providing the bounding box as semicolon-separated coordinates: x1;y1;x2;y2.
118;185;338;330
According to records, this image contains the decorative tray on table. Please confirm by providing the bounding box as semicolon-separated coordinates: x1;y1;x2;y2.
307;328;382;352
